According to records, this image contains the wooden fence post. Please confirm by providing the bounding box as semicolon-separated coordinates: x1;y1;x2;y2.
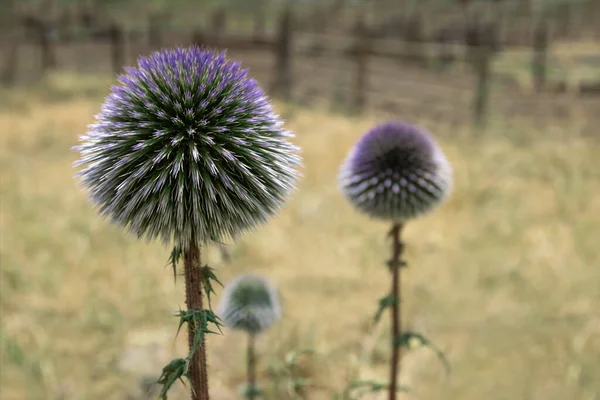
109;23;125;76
472;40;493;128
191;29;205;47
352;15;369;112
403;12;425;65
532;17;548;92
1;0;18;86
148;12;164;50
1;40;18;86
32;18;56;73
308;4;328;57
212;8;227;48
252;0;266;42
271;5;293;101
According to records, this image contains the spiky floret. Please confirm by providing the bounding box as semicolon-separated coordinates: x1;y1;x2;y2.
216;274;281;335
74;46;301;248
338;121;452;222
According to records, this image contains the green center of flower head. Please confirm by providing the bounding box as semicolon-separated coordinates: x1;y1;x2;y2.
231;279;276;308
74;46;301;248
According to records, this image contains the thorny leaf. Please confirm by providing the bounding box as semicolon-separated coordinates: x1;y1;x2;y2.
343;379;412;399
157;358;188;400
166;245;183;283
162;309;223;398
174;306;186;339
394;331;451;375
373;294;398;325
386;259;408;271
190;309;223;358
174;309;223;355
201;264;223;310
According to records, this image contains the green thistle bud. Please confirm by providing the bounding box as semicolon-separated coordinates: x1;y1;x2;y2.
217;274;282;335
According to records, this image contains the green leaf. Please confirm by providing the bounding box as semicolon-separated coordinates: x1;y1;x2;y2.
189;311;207;357
166;245;183;283
394;331;451;375
386;259;407;271
201;264;223;310
174;307;187;339
175;309;224;360
174;309;223;356
157;358;188;400
373;294;398;325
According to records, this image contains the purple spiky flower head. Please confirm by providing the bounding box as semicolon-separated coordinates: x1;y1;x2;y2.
216;274;282;335
338;121;452;222
73;46;301;248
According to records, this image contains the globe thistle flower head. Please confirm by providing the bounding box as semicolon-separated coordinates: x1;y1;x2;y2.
338;121;452;222
216;274;282;335
74;46;301;249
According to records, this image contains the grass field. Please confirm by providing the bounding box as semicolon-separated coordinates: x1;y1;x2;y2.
1;72;599;400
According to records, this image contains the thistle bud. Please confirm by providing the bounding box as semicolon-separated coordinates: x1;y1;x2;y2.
338;121;452;221
216;274;282;335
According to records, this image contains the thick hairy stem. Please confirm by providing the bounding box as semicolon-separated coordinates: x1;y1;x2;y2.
247;333;257;400
184;243;210;400
388;222;404;400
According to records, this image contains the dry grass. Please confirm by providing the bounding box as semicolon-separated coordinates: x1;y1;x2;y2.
1;73;599;400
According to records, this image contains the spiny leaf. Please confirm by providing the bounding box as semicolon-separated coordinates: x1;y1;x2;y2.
394;331;451;375
174;307;187;339
167;308;224;398
174;309;223;348
185;309;224;359
157;358;188;400
373;294;398;325
386;259;408;271
166;245;183;283
201;265;223;310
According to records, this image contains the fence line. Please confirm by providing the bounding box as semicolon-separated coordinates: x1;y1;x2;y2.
2;6;599;128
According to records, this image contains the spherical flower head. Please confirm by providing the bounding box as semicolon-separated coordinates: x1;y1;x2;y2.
216;274;282;335
338;121;452;222
74;46;301;248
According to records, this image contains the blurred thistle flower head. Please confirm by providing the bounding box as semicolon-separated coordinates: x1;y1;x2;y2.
338;121;452;222
73;46;301;248
216;274;282;335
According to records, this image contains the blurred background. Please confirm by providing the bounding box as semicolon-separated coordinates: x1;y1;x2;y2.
1;0;599;399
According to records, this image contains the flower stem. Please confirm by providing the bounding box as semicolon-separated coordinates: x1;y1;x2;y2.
388;222;405;400
184;242;210;400
246;333;257;400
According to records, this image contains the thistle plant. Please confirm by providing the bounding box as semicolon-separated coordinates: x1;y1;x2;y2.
338;121;452;400
73;46;301;400
216;274;282;399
